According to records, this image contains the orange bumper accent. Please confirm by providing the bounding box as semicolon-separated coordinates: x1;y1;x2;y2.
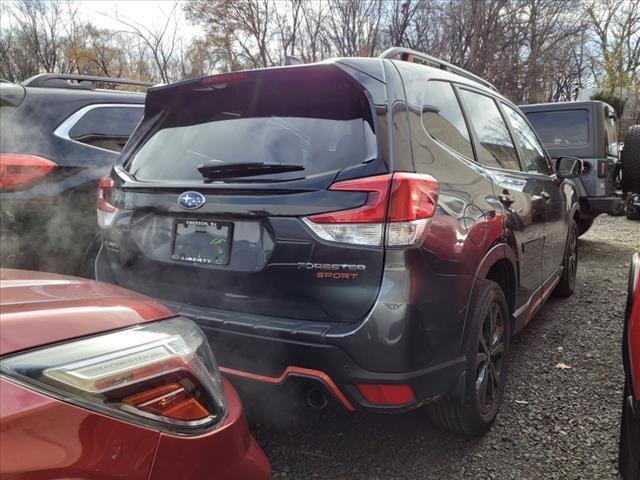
220;365;355;411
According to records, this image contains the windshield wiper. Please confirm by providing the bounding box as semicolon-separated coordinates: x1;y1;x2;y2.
197;162;305;180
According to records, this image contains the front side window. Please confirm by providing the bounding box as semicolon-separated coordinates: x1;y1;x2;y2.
422;81;474;160
503;104;550;175
458;89;520;171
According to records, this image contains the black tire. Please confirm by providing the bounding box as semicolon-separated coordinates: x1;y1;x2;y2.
627;194;640;221
553;219;578;297
619;383;640;480
622;125;640;194
578;217;594;236
428;280;510;436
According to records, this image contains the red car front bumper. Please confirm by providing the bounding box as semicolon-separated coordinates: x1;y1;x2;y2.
149;377;271;480
0;377;270;480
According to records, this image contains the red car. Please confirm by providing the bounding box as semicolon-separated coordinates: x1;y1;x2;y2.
621;251;640;480
0;269;271;480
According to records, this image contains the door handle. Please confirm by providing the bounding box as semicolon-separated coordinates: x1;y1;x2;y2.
498;193;515;206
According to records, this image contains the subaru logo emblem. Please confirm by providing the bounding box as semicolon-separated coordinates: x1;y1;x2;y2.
178;191;206;210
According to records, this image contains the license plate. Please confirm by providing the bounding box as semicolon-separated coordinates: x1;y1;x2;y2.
171;219;232;265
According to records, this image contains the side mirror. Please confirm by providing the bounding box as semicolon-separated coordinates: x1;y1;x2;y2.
556;156;583;179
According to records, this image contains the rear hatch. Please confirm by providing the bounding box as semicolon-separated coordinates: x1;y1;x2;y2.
102;64;390;323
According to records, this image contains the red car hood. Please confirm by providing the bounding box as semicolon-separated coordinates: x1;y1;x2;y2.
0;269;175;356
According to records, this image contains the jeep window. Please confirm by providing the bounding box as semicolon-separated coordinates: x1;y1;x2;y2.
421;81;474;160
458;89;520;171
525;110;589;147
68;105;144;152
604;112;618;157
126;69;377;182
503;104;551;175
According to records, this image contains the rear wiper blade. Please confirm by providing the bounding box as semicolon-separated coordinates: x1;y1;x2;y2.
197;162;304;179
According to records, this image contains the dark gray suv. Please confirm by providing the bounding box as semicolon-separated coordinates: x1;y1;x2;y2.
94;48;581;435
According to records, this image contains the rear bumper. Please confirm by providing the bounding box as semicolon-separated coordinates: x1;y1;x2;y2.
175;303;465;413
583;195;625;216
95;247;470;413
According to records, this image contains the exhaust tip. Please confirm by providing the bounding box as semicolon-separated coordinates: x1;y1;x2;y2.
306;388;328;410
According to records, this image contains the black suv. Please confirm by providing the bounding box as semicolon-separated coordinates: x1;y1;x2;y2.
94;48;581;435
0;74;150;274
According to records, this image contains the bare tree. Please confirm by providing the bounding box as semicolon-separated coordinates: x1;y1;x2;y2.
0;0;631;110
325;0;384;57
114;2;181;83
386;0;423;47
0;0;78;81
185;0;278;68
298;1;330;63
275;0;303;58
585;0;640;89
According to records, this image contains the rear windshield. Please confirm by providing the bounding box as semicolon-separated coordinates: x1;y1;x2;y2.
525;110;589;147
125;68;376;182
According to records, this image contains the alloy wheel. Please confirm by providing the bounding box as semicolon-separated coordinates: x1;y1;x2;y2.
476;301;505;414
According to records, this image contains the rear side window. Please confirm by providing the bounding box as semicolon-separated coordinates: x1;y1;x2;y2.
459;89;520;171
503;104;550;175
525;110;589;147
422;81;474;160
68;106;144;152
126;68;376;182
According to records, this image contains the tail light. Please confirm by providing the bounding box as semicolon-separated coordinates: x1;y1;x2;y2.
201;72;251;86
97;175;118;228
0;317;227;433
0;154;57;191
597;160;608;177
303;173;439;247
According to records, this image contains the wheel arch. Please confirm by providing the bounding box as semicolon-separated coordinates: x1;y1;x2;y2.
464;244;519;344
452;245;517;404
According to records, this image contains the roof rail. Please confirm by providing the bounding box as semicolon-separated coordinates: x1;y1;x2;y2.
21;73;153;90
379;47;497;92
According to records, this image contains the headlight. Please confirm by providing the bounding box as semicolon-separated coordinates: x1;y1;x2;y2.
0;317;226;434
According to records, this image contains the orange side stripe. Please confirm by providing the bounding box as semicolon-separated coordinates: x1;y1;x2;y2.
525;274;561;325
220;365;355;411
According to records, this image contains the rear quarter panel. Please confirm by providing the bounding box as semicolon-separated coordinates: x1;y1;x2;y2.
380;62;507;358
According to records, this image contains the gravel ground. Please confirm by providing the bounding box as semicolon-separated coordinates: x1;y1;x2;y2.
243;214;639;480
